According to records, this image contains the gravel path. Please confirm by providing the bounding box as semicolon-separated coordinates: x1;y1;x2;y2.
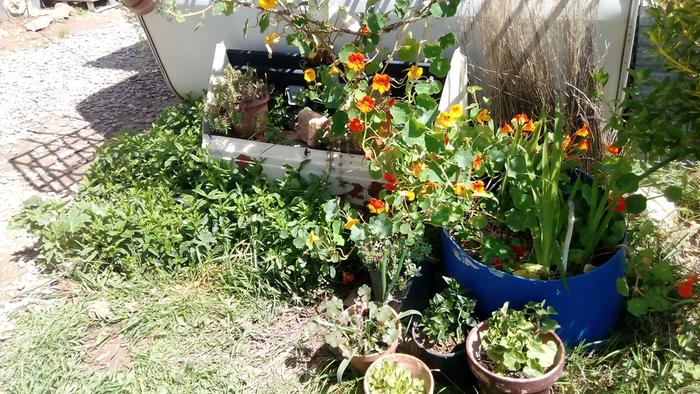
0;9;178;338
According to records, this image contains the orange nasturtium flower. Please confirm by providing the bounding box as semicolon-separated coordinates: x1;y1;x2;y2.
575;123;590;138
259;0;277;10
578;138;590;151
347;117;363;133
436;112;455;129
470;180;486;193
303;68;316;83
357;96;376;113
449;104;463;118
367;198;386;214
411;162;426;177
421;181;439;194
522;120;536;133
346;52;366;72
399;190;416;201
472;153;483;170
677;275;699;299
563;135;572;149
372;74;391;94
406;65;423;80
342;272;355;285
384;173;398;192
476;108;490;125
614;196;627;213
344;217;359;230
512;114;529;125
453;183;468;197
501;122;514;135
607;145;621;156
360;24;370;34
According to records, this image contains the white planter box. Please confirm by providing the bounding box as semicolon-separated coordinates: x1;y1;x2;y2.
202;42;378;204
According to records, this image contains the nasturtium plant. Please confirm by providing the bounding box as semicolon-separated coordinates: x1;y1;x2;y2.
480;302;560;378
367;359;425;394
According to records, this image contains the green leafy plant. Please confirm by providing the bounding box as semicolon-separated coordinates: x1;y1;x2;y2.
417;277;476;347
479;302;560;378
205;65;269;136
366;359;425;394
314;285;417;381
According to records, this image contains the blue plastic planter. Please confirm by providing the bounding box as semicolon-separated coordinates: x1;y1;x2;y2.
440;229;626;346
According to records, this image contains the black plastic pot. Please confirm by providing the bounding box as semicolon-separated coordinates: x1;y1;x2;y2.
410;322;476;385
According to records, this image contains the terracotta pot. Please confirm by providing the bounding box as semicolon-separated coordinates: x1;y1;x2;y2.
123;0;158;16
465;322;565;394
346;304;400;373
363;353;435;394
232;95;269;138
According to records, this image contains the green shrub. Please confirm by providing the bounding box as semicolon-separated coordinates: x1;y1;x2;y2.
13;99;349;297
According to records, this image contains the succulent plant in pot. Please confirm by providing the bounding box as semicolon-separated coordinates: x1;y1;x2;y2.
364;353;434;394
466;301;564;394
411;277;477;378
205;65;270;139
314;285;418;381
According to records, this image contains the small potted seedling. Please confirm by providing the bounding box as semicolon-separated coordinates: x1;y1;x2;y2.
465;301;565;394
315;285;418;381
364;353;434;394
205;65;270;139
411;277;477;377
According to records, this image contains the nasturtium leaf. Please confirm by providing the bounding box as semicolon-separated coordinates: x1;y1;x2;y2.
423;43;443;59
211;2;227;16
424;134;442;153
287;33;311;56
338;43;357;63
364;60;382;75
367;13;385;32
616;277;629;296
390;102;411;125
323;199;339;222
645;288;671;311
625;194;647;214
430;205;452;225
397;37;420;62
488;147;506;164
366;0;380;9
429;56;450;77
651;260;674;282
454;149;475;170
505;209;528;232
430;0;459;17
415;80;443;95
615;173;640;194
369;214;392;238
404;118;426;146
330;110;349;136
349;224;366;242
415;94;438;124
507;154;527;178
322;85;344;108
627;298;648;317
663;185;683;202
438;32;456;48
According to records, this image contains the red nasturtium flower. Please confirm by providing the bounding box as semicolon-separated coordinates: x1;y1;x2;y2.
472;153;483;170
677;275;699;299
371;74;391;94
342;272;355;285
443;134;450;145
512;245;527;259
347;52;366;72
615;196;627;213
367;198;386;214
501;122;514;135
384;173;397;191
470;180;486;193
607;145;621;156
491;258;504;270
356;95;375;113
347;117;363;133
387;98;396;107
513;114;529;125
360;24;370;34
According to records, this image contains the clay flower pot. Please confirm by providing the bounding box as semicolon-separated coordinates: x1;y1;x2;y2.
465;322;565;394
232;95;269;138
363;353;434;394
123;0;157;16
346;303;400;373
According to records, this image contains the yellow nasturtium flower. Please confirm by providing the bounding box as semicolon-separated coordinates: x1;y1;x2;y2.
304;68;316;83
344;218;359;230
406;65;423;80
399;190;416;201
264;32;281;59
449;104;463;118
435;112;454;129
453;183;468;197
259;0;277;10
307;231;320;244
476;108;491;125
329;64;342;75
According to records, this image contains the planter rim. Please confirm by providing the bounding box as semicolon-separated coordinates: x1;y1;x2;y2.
346;303;401;359
410;321;466;358
465;322;565;385
441;228;624;284
363;353;435;394
239;94;270;108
